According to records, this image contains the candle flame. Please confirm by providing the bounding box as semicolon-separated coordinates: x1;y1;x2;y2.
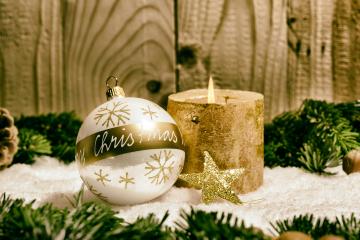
208;75;215;103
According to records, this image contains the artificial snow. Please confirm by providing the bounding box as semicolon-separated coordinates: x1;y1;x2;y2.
1;156;360;235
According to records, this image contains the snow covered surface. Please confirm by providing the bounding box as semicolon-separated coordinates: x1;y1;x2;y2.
1;156;360;234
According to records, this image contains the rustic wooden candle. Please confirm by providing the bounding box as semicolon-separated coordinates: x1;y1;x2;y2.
167;89;264;193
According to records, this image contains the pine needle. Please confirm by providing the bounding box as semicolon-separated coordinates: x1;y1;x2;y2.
265;100;360;174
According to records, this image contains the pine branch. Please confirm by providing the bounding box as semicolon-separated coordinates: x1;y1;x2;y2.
265;99;360;174
0;193;171;240
335;100;360;134
13;128;52;165
1;194;360;239
175;209;271;239
264;111;308;168
109;213;173;240
15;112;82;163
271;213;360;239
298;143;338;175
302;100;359;156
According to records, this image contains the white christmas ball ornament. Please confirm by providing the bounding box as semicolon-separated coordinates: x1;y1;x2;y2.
76;77;185;205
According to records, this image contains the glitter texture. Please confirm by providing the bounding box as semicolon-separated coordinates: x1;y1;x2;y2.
179;151;245;204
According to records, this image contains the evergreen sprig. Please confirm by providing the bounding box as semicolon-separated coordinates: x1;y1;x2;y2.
0;193;174;240
271;213;360;239
175;209;271;240
13;128;52;165
14;112;82;164
265;100;360;174
2;193;360;239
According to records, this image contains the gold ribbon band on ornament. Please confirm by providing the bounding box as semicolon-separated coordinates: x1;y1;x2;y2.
76;122;185;165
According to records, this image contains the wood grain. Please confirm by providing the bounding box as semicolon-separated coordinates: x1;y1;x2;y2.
332;0;360;102
0;0;359;120
178;0;288;121
178;0;360;121
288;0;335;106
0;0;63;116
0;0;174;117
63;0;175;117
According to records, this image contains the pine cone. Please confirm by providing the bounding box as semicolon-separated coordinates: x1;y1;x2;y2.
0;108;19;167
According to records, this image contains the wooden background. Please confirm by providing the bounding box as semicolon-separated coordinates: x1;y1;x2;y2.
0;0;359;121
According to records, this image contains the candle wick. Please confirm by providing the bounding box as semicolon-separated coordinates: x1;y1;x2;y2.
223;96;237;104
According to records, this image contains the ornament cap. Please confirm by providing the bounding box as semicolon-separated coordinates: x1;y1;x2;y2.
106;76;125;100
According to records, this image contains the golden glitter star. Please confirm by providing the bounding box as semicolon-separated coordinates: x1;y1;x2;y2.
141;105;158;120
179;151;245;204
119;172;135;189
94;169;111;186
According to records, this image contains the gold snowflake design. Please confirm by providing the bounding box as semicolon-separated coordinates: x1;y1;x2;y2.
84;180;108;201
94;101;130;127
75;149;86;166
145;150;175;184
119;172;135;189
141;105;158;120
94;169;111;186
178;158;184;174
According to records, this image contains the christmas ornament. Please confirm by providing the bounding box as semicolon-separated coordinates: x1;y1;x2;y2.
319;235;344;240
342;149;360;174
277;231;312;240
179;151;244;204
0;108;19;168
76;76;185;205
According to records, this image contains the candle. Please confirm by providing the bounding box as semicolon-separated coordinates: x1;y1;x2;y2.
167;80;264;193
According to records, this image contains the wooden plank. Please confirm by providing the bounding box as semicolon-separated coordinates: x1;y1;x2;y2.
178;0;360;121
37;0;64;113
251;0;271;94
177;0;226;90
353;0;360;99
211;0;255;90
0;0;174;118
332;0;360;101
287;0;335;107
178;0;288;121
0;0;63;116
1;0;359;119
262;0;288;120
309;0;334;100
63;0;175;117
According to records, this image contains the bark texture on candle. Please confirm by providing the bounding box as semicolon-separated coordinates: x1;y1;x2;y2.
168;89;264;193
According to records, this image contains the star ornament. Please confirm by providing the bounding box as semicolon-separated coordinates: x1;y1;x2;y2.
179;151;245;204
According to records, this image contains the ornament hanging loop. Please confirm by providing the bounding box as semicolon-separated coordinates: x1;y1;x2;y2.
106;76;125;100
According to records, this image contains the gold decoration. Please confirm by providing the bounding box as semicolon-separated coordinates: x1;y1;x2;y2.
76;122;184;165
141;105;158;120
145;150;175;184
105;76;126;100
178;158;184;174
84;180;108;201
179;151;244;204
94;101;130;127
119;172;135;189
94;169;111;186
75;148;86;166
